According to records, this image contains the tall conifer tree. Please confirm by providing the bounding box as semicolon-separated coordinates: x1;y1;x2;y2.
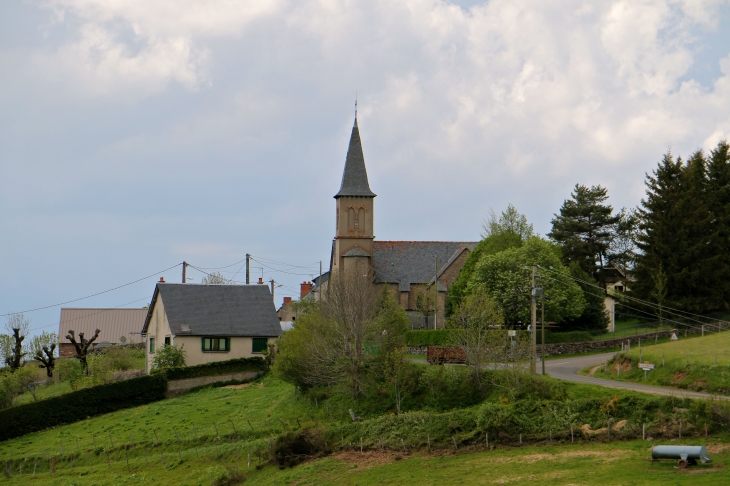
548;184;618;286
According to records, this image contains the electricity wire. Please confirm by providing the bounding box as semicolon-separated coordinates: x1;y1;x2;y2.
1;263;182;317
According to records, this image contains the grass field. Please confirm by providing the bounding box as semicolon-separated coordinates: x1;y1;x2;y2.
589;330;730;394
1;370;729;485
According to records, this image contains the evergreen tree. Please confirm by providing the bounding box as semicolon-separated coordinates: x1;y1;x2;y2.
633;152;684;305
548;184;618;286
705;140;730;308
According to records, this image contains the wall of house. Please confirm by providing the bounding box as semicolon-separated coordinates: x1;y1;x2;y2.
144;297;171;373
173;336;277;367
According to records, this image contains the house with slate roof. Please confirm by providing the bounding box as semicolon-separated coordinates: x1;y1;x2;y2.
318;115;477;328
141;282;281;372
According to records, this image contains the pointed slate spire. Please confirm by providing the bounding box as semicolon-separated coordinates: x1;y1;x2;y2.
335;117;376;198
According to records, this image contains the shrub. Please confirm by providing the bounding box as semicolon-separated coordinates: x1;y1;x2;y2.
157;357;266;381
273;429;327;468
152;344;186;369
404;330;455;347
56;358;84;390
0;373;167;441
537;330;593;344
101;345;136;370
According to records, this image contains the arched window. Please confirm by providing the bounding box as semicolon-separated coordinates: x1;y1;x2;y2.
348;208;355;230
358;208;365;232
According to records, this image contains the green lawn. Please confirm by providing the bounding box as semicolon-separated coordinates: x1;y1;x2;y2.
625;329;730;366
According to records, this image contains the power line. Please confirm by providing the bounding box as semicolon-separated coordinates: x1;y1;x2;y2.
249;255;320;270
538;265;728;325
25;296;152;334
1;263;181;317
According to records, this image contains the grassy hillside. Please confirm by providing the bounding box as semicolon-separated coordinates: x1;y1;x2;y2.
1;372;730;484
591;330;730;393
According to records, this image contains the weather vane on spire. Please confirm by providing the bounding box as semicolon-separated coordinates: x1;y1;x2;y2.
355;92;358;118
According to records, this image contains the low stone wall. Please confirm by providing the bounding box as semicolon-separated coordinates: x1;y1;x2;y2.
166;371;264;397
409;325;730;358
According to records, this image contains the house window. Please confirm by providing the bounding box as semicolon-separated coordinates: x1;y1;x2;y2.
164;336;171;346
149;338;155;354
202;337;230;352
252;338;268;353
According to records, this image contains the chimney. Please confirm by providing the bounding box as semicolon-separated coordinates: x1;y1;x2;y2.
258;277;264;284
300;281;313;299
283;297;292;304
159;277;165;283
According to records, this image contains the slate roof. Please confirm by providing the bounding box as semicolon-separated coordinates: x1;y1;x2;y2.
334;118;376;198
142;283;282;337
373;241;478;292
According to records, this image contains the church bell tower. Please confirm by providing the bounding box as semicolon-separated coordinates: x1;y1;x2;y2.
332;116;376;274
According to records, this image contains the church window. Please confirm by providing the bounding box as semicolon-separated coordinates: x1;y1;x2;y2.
348;208;355;230
358;208;365;231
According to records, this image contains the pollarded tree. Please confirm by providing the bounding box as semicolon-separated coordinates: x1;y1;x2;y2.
4;313;30;371
66;329;101;375
548;184;619;286
469;237;585;329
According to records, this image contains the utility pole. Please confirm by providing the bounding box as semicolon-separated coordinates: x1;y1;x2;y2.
318;261;322;301
531;265;537;374
434;256;439;330
182;261;187;283
246;254;251;285
270;279;275;303
541;290;546;376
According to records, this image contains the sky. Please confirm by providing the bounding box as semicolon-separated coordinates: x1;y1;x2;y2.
2;0;730;338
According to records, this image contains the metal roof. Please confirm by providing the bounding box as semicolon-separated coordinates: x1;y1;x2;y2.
334;118;376;198
373;241;478;291
142;283;282;338
59;308;148;344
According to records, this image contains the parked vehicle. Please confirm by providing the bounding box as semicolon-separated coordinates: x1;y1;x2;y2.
427;346;466;365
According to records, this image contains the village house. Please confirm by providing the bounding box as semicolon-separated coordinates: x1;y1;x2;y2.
58;308;147;357
312;116;477;328
141;280;281;372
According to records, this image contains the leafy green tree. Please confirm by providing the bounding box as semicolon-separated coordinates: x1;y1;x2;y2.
548;184;619;286
559;262;610;334
376;286;410;355
383;347;415;414
469;237;585;328
447;205;530;316
152;344;186;369
57;358;84;391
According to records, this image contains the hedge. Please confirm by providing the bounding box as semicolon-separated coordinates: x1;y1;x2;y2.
0;373;167;442
405;330;455;347
156;357;267;381
406;329;593;347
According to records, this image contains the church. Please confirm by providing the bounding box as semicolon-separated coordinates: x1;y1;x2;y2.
312;115;477;329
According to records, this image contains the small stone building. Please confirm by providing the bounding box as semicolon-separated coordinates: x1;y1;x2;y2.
141;282;282;372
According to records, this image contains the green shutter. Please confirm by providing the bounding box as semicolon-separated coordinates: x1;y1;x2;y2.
149;337;155;353
252;338;267;353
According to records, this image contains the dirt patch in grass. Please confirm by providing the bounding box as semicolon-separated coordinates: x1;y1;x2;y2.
588;365;600;376
223;383;253;390
332;450;402;469
513;449;628;464
671;372;688;385
706;443;730;454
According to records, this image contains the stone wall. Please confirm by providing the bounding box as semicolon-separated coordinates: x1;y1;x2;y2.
165;370;264;397
408;323;730;358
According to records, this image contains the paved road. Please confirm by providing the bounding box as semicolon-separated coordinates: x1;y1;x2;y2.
541;351;729;400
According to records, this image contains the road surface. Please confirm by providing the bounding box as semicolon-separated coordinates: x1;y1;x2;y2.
541;351;729;400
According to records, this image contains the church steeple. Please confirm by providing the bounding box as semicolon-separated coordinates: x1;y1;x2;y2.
335;117;376;198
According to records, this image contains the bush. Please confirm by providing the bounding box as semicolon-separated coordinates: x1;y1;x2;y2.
152;344;186;369
157;357;267;381
0;373;167;441
273;429;327;468
56;358;84;390
404;330;455;347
